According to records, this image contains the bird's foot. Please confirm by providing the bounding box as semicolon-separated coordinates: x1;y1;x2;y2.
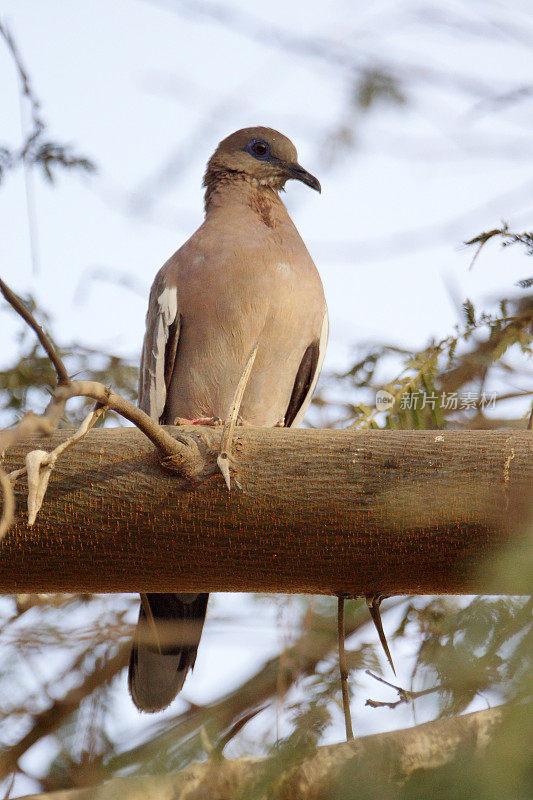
175;416;223;426
175;415;251;427
366;594;396;676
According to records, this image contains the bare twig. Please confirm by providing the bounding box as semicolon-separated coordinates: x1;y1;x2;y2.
465;225;508;269
364;670;440;709
0;22;43;146
0;381;199;465
0;21;94;185
0;277;70;386
337;596;354;741
212;706;266;759
0;276;209;533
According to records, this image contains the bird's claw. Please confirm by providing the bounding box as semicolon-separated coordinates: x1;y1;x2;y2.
175;416;223;426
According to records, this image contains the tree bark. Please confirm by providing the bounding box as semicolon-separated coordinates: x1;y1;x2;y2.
17;707;503;800
1;428;531;594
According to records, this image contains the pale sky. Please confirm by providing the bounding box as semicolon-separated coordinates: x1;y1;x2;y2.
1;0;532;794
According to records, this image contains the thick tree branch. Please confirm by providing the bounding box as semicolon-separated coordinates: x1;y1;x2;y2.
1;427;531;594
92;601;392;783
17;707;504;800
2;602;386;789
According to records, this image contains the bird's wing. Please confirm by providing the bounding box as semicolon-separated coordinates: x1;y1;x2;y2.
285;308;328;428
138;271;181;423
133;271;208;714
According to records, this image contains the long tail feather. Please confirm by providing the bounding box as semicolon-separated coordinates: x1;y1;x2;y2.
129;592;208;712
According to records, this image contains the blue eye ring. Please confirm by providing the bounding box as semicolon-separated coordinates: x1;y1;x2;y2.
247;139;270;160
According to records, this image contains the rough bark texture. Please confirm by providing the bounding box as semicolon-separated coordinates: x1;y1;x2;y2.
17;707;503;800
1;428;531;594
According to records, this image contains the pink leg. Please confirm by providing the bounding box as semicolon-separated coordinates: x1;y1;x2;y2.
174;416;223;426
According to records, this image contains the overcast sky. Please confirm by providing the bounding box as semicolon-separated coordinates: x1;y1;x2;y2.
1;0;532;793
2;0;532;373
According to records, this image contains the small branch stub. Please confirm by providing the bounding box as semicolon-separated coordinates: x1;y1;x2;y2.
25;450;53;526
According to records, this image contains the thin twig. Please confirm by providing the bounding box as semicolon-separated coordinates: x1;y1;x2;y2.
8;467;25;485
0;381;192;463
465;225;508;270
0;280;209;533
0;22;41;132
0;22;94;185
337;596;354;741
465;224;533;269
364;670;440;709
212;706;266;760
0;277;69;386
1;769;15;800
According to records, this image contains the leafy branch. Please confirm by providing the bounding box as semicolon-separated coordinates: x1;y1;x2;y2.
0;22;94;184
465;223;533;268
347;300;532;430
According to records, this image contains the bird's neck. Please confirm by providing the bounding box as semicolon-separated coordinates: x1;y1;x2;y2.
203;168;285;219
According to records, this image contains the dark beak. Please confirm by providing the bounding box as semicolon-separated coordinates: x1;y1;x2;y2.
285;162;321;193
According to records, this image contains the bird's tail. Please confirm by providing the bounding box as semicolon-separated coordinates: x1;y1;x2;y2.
128;592;209;712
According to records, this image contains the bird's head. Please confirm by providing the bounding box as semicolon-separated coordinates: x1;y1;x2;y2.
204;127;321;202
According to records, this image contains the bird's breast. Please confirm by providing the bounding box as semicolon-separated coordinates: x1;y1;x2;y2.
164;242;326;426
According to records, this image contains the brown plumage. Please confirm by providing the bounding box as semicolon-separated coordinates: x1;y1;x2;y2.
129;127;328;712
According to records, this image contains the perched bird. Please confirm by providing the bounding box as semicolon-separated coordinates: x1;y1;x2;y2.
129;127;328;712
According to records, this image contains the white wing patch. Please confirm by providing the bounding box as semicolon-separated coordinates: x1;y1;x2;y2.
291;309;329;428
145;286;178;421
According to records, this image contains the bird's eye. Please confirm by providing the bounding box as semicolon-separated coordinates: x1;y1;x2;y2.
251;140;268;157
